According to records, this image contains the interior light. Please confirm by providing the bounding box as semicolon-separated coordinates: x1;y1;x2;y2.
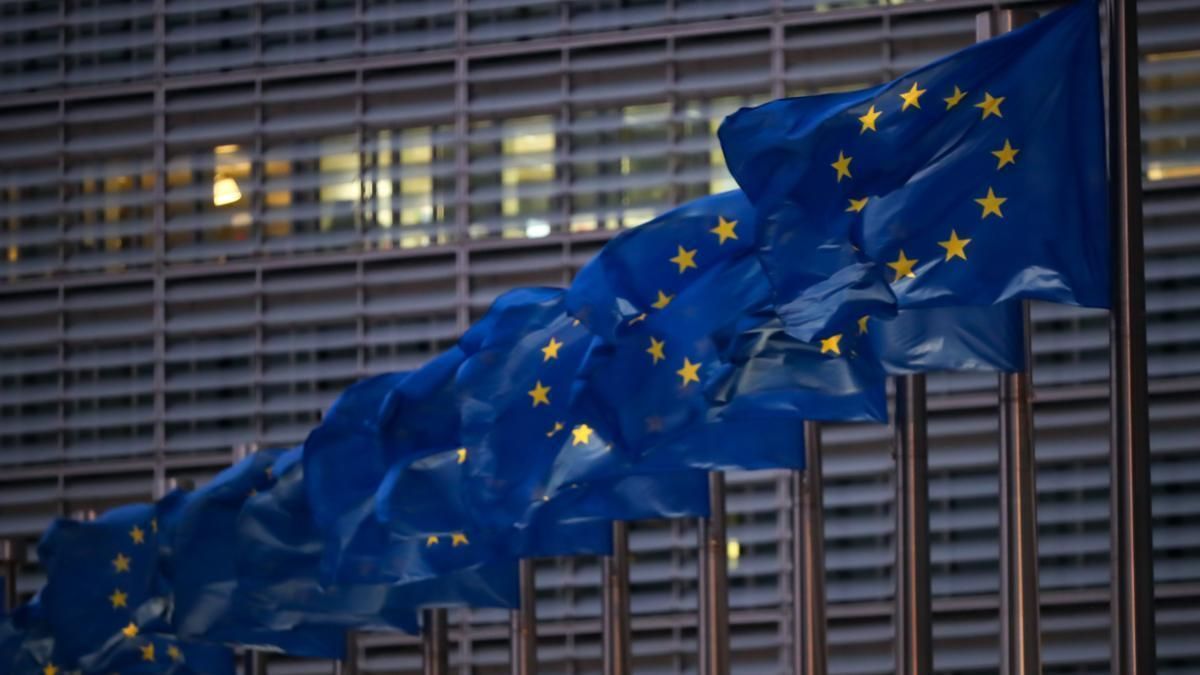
727;538;741;570
525;219;551;239
213;175;242;207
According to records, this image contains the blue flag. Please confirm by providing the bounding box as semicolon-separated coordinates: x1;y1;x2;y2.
301;369;417;577
718;0;1107;310
165;447;513;658
162;449;291;647
32;502;235;674
560;191;888;479
197;447;516;656
437;287;712;555
36;503;171;667
566;189;896;343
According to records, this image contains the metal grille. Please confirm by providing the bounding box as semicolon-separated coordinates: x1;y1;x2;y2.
2;1;1200;673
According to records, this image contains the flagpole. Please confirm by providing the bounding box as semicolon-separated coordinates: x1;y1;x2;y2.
697;471;730;675
996;300;1042;675
423;608;449;675
602;521;632;675
1;539;20;612
334;633;357;675
974;10;1043;675
1107;0;1157;672
510;558;537;675
894;374;931;675
242;651;266;675
792;421;827;675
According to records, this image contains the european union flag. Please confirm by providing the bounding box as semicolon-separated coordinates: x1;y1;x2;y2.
365;287;708;567
167;447;513;658
161;449;301;645
301;369;416;576
36;502;170;668
558;189;893;478
294;346;557;585
224;447;516;655
567;189;895;344
719;0;1107;310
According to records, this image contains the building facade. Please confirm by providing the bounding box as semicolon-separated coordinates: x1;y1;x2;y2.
1;0;1199;672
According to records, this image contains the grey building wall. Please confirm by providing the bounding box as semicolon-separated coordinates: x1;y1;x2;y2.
1;1;1199;673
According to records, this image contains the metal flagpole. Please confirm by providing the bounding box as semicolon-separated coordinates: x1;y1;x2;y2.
1107;0;1157;672
996;300;1043;675
697;471;730;675
242;651;267;675
893;374;931;675
510;558;537;675
602;521;632;675
423;608;449;675
334;632;358;675
1;539;21;613
792;421;828;675
975;10;1043;675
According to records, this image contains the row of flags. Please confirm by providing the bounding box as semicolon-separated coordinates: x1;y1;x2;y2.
1;1;1106;672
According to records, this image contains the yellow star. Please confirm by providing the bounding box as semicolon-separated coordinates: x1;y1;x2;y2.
122;622;139;638
899;81;926;111
546;421;564;437
541;337;562;361
857;105;882;133
938;230;972;261
944;85;967;110
975;187;1007;218
527;380;551;407
646;337;666;364
451;533;469;547
846;197;869;213
112;552;131;573
887;250;919;282
167;645;183;662
455;447;467;464
830;151;853;182
109;588;128;609
42;664;57;675
710;216;738;244
670;245;698;273
140;643;155;662
992;139;1019;170
651;290;674;310
572;319;580;326
629;313;647;325
857;315;870;335
820;334;843;355
425;535;439;547
975;92;1005;119
129;525;145;544
676;357;701;387
571;424;594;446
